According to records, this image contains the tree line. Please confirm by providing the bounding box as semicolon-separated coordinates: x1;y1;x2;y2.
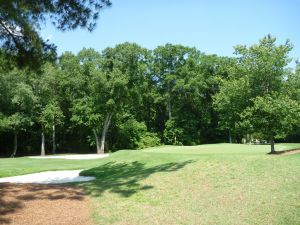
0;35;300;156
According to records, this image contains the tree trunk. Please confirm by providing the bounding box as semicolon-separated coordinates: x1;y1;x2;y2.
100;114;112;154
41;131;45;156
228;130;232;143
52;120;56;154
11;132;18;158
270;136;275;154
93;129;101;154
167;84;172;120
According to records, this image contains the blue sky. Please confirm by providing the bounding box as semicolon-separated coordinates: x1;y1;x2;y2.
41;0;300;66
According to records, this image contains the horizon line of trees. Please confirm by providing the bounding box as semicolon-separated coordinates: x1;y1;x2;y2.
1;34;300;156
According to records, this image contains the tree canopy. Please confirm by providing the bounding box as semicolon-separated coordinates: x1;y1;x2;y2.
214;35;300;152
0;35;299;156
0;0;112;69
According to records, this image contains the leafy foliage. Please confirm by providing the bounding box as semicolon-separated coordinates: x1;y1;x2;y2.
163;119;183;145
118;118;160;149
214;35;299;150
239;94;300;139
39;102;64;132
0;35;299;155
0;0;111;69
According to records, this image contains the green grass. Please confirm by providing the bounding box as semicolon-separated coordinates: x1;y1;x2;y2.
0;156;111;178
1;143;300;224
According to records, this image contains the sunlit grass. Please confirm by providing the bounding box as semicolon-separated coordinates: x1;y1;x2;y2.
1;143;299;224
79;143;300;225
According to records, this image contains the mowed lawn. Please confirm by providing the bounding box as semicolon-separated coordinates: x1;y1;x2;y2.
1;143;300;224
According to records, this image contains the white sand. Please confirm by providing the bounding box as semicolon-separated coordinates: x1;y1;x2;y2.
0;170;95;184
29;154;109;160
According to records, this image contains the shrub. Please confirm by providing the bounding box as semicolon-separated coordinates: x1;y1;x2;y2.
136;132;161;149
119;118;160;149
163;119;183;145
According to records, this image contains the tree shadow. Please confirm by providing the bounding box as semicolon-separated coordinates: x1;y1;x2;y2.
0;183;87;224
0;160;194;224
80;160;194;197
267;148;300;155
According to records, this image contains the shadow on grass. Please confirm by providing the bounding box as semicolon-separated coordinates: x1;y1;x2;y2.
267;148;300;155
80;160;194;197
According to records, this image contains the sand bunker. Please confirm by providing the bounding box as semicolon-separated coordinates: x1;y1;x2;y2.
29;154;109;160
0;170;95;184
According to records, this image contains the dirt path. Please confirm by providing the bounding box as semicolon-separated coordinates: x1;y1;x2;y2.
271;148;300;156
0;183;93;225
281;149;300;155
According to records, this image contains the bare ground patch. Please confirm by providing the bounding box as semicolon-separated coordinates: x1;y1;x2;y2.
0;183;93;225
269;148;300;155
280;149;300;155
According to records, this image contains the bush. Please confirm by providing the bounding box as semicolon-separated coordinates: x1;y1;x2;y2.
136;132;161;149
163;119;184;145
119;118;160;149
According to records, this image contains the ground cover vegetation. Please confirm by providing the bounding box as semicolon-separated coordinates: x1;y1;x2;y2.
0;35;300;156
1;144;300;224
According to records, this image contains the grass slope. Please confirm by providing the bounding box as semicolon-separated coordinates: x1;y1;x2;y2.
78;143;300;225
1;143;300;224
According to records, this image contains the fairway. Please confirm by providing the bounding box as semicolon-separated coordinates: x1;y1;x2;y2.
1;143;300;224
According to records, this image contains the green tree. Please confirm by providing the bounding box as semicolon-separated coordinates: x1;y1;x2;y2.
0;113;32;157
234;35;292;96
33;63;65;155
71;96;103;153
69;48;106;153
285;64;300;101
213;76;251;142
0;69;37;156
39;102;64;155
163;119;183;145
153;44;193;120
240;94;300;153
0;0;111;69
94;43;149;152
214;35;295;151
173;54;231;144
